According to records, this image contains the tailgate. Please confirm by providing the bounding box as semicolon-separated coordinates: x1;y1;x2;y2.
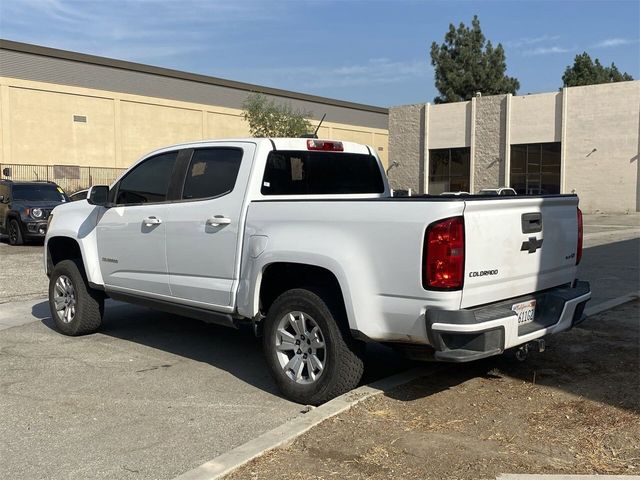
461;196;579;308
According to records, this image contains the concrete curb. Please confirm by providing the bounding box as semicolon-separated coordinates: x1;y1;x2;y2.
585;293;639;317
173;366;431;480
498;475;639;479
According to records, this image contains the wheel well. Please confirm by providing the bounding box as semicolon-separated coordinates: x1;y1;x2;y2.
259;262;348;320
47;237;83;274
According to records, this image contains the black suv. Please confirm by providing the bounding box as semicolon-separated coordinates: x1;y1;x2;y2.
0;180;70;245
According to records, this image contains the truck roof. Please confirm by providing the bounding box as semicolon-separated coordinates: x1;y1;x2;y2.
142;138;373;157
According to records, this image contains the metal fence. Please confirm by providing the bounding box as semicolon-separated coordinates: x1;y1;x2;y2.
0;164;126;194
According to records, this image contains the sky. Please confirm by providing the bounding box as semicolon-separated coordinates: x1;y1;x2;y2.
0;0;638;107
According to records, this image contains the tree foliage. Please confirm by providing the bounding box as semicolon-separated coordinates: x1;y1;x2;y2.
242;93;312;137
562;52;633;87
430;15;520;103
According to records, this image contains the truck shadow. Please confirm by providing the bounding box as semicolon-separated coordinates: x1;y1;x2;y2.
38;300;416;401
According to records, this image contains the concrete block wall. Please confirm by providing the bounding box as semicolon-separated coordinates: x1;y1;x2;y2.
563;81;640;213
473;95;507;191
387;104;424;193
387;81;640;212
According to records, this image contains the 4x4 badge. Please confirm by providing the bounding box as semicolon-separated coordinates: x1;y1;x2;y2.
521;237;543;254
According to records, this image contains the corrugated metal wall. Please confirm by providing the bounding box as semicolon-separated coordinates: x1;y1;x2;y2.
0;47;388;130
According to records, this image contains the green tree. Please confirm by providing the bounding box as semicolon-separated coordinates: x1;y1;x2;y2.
562;52;633;87
430;15;520;103
242;93;312;137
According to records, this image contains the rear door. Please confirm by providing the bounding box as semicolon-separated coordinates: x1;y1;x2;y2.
164;143;255;308
461;195;579;308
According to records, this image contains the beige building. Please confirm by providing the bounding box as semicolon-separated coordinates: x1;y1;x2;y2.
388;81;640;213
0;40;389;192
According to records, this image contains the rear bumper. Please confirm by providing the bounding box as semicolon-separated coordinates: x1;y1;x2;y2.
425;281;591;362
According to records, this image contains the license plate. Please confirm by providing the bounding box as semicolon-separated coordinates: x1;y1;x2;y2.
512;299;536;325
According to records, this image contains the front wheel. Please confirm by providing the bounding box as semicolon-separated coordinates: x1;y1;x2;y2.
48;259;104;336
8;219;23;246
263;288;364;405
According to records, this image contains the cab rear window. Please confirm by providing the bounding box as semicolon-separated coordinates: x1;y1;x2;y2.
261;151;384;195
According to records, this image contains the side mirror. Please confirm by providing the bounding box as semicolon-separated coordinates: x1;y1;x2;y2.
87;185;110;206
0;195;4;203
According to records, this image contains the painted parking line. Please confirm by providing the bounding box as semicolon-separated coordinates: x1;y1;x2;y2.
585;292;639;317
497;475;635;479
584;224;639;228
584;229;640;240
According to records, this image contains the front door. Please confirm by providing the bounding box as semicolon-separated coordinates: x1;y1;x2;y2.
96;151;177;297
165;144;254;308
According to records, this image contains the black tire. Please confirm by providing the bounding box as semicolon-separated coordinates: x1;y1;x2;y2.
8;218;23;246
48;259;104;336
263;288;364;405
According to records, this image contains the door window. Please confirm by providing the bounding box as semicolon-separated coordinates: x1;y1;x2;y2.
182;148;243;200
116;151;177;205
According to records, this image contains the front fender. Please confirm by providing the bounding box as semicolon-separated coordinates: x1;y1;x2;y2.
45;202;105;286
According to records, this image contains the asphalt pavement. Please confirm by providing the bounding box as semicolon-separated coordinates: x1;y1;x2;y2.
0;286;413;480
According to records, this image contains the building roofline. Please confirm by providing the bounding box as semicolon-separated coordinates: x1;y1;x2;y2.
0;38;388;115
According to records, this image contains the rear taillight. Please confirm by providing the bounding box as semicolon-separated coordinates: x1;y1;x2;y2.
306;139;344;151
576;207;583;265
423;216;465;290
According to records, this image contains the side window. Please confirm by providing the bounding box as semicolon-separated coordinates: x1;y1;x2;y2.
116;151;177;205
182;148;243;200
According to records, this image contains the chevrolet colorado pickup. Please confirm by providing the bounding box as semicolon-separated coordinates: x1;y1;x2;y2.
44;138;591;404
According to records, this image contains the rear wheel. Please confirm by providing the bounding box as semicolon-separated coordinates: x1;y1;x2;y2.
48;259;104;336
8;218;23;246
263;288;364;405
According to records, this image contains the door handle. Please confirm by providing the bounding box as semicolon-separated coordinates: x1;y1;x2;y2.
206;215;231;227
143;216;162;226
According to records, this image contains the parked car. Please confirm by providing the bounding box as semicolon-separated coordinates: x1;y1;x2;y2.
44;138;590;404
0;180;69;245
69;189;88;201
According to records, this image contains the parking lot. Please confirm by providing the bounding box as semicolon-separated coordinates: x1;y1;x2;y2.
0;213;638;479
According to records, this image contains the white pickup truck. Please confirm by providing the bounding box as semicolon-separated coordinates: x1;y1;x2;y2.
44;138;591;404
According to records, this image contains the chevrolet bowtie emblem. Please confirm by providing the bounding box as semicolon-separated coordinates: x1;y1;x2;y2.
521;236;543;253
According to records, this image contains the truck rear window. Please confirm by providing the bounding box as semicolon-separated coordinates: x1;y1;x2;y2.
261;151;384;195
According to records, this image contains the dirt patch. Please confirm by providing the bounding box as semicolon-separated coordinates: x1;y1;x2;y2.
226;301;640;479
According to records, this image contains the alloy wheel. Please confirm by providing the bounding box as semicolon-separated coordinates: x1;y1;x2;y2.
53;275;77;324
274;311;326;384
